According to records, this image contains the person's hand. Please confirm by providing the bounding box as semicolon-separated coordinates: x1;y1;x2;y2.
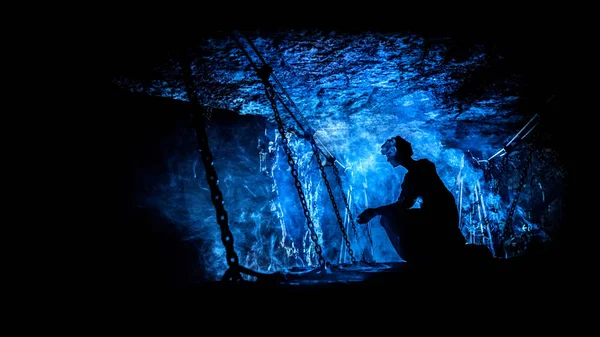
356;208;378;224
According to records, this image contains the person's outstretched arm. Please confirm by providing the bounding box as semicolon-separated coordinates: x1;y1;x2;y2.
357;186;416;223
373;188;416;217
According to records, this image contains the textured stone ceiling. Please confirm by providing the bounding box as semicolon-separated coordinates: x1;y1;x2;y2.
111;27;561;158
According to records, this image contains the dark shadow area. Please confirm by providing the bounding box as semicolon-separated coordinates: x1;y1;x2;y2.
109;85;206;287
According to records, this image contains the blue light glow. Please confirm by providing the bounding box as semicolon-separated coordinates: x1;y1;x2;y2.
132;109;563;281
118;31;565;282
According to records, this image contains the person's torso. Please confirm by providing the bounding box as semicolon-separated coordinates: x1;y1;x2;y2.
402;159;456;212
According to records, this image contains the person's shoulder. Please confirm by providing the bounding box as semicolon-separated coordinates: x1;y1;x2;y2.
417;158;436;169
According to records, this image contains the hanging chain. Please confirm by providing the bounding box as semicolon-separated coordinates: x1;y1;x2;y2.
332;164;360;240
195;122;243;281
233;32;360;266
181;52;243;282
262;76;326;266
492;150;510;195
503;145;534;240
332;163;373;262
477;184;496;257
310;141;356;263
194;115;284;283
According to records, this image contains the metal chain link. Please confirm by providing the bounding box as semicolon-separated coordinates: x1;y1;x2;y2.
503;145;534;241
196;122;285;283
310;141;356;263
195;117;243;282
263;81;326;266
233;33;357;266
480;217;496;256
332;164;360;240
492;151;510;195
181;52;243;282
332;163;373;262
483;163;493;187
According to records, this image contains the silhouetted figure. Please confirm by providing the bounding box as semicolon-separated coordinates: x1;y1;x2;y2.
357;136;466;267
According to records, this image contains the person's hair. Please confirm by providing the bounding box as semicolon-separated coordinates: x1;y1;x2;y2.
393;136;413;157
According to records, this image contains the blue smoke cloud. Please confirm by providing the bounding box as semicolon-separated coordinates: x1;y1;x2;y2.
133;98;564;281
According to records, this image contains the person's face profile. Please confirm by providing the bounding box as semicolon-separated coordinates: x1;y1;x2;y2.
381;140;400;167
381;139;396;157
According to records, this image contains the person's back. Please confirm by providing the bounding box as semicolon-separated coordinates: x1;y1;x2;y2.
402;159;455;213
395;159;464;266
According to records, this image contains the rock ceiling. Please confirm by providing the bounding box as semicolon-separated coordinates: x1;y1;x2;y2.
111;27;562;158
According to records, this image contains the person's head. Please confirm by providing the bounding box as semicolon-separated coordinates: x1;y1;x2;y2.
381;136;413;168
